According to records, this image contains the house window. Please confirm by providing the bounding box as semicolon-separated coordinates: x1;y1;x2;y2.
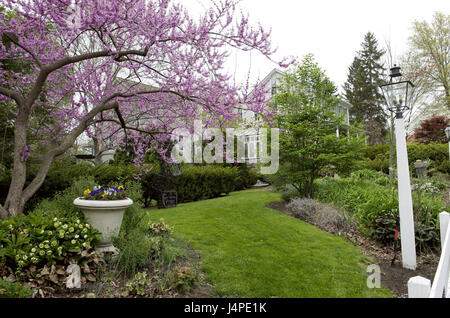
271;80;277;96
245;135;260;160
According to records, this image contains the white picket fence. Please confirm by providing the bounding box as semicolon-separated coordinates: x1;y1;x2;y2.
408;212;450;298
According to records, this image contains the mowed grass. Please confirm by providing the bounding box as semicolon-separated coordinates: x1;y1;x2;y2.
148;189;391;298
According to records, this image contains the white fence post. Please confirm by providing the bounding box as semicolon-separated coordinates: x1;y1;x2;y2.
439;212;449;250
408;276;431;298
440;212;450;297
407;212;450;298
429;212;450;298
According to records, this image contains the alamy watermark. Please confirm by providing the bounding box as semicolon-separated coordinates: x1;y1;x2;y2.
170;120;279;174
366;264;381;289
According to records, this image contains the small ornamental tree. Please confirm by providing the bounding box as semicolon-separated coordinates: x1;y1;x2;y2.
0;0;291;217
273;55;365;198
413;115;450;144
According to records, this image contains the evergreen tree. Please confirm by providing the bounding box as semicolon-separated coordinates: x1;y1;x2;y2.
343;32;387;145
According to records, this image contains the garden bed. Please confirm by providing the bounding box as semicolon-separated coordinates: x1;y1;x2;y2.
46;246;215;298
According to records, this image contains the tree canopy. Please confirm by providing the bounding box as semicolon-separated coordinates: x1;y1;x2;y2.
343;32;386;145
273;55;364;198
0;0;289;217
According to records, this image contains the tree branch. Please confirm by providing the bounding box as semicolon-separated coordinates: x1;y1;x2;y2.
0;86;24;106
21;101;120;202
3;32;43;68
44;47;149;73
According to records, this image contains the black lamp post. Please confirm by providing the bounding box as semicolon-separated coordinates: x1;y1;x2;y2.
379;65;417;270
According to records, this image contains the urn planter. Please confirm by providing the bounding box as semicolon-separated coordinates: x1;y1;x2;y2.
73;197;133;253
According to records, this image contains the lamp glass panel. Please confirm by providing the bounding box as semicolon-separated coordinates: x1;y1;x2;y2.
381;82;408;110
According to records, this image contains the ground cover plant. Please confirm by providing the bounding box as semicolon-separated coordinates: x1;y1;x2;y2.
0;176;203;297
149;188;391;298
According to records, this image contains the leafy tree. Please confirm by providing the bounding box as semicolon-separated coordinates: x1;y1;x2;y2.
343;32;386;145
0;0;288;217
405;12;449;111
273;55;365;198
413;115;449;144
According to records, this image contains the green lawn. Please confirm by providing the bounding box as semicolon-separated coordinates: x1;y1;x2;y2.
148;189;391;298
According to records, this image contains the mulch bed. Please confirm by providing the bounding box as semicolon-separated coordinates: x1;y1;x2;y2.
267;200;440;298
11;245;216;298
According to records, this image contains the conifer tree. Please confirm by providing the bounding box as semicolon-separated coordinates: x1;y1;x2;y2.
343;32;387;145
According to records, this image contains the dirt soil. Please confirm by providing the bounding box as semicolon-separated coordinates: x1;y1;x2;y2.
37;246;216;298
267;201;440;298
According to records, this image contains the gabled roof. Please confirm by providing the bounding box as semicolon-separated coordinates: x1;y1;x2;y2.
338;99;352;109
259;68;285;86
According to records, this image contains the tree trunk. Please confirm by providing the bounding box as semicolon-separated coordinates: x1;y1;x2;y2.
0;101;119;218
2;109;30;217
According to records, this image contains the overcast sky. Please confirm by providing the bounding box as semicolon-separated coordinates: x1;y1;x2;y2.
190;0;449;94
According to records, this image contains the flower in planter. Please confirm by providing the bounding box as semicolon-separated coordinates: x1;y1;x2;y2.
82;185;127;200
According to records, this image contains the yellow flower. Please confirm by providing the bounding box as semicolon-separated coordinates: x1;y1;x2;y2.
84;189;91;196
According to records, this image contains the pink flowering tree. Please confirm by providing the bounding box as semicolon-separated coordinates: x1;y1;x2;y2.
0;0;290;217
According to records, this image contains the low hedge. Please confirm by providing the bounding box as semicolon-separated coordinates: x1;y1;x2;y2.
362;142;450;175
141;164;259;206
1;158;259;211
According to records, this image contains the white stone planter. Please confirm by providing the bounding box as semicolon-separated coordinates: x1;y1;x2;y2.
73;197;133;253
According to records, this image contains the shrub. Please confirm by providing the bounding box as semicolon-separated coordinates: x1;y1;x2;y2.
0;210;101;272
34;177;97;218
362;143;449;176
280;184;300;202
141;164;255;206
286;198;318;218
311;204;350;233
91;164;140;185
368;210;398;246
0;278;33;298
287;197;351;234
314;170;447;251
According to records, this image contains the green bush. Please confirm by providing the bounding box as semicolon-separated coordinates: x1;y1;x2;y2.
0;278;33;298
0;209;101;272
91;164;140;185
141;164;257;206
34;177;97;217
315;170;448;252
280;184;300;202
362;143;449;176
